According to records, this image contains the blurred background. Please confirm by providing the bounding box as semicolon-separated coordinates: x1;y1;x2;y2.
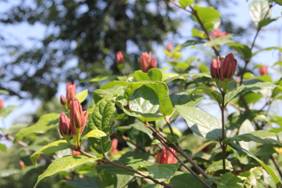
0;0;281;127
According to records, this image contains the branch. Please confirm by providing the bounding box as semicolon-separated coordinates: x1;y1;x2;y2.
239;3;273;84
169;1;220;57
145;123;212;188
81;150;169;187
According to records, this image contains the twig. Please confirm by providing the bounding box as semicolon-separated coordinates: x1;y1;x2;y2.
170;1;220;57
145;123;212;188
219;91;226;171
239;3;273;84
165;116;176;138
81;150;169;187
271;156;282;179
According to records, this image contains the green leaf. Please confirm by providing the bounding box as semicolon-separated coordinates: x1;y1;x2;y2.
116;174;134;188
191;28;206;39
133;69;162;81
229;130;282;146
16;113;59;140
91;99;116;133
229;142;281;185
84;129;107;139
34;156;97;188
170;173;204;188
128;121;153;139
227;42;252;60
147;164;179;179
125;81;173;118
67;177;99;188
76;89;88;103
193;6;221;32
249;0;270;26
31;140;70;163
0;143;7;151
258;17;277;28
205;35;233;47
0;89;8;94
253;46;282;57
181;39;204;47
225;81;273;105
179;0;194;8
273;0;282;5
207;160;233;173
129;86;160;115
176;105;221;139
0;105;16;117
216;172;243;188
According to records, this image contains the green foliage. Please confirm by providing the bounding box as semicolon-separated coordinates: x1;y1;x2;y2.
90;99;116;133
31;140;70;163
193;6;221;32
1;0;282;187
34;156;97;187
176;105;221;139
179;0;194;8
16;113;59;140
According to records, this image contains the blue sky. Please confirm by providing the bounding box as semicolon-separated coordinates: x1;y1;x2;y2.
0;0;281;128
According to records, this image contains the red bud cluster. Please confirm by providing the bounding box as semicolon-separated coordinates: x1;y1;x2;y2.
211;28;228;38
210;53;237;81
0;99;4;110
139;52;157;72
155;147;177;164
59;82;76;107
59;112;72;136
70;99;88;134
58;83;88;147
116;51;125;64
259;65;268;76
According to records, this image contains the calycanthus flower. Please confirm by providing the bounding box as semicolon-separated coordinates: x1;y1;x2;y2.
210;53;237;81
139;52;158;72
155;147;177;164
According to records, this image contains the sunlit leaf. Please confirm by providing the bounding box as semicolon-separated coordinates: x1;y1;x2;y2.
34;156;97;188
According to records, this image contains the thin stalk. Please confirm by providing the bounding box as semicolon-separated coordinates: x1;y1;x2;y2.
81;150;169;187
271;156;282;179
239;4;273;84
149;126;212;188
170;1;220;57
165;116;176;137
220;91;226;171
145;123;212;188
103;159;169;186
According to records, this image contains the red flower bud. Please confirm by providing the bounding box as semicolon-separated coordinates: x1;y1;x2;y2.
0;99;4;110
18;160;26;170
210;53;237;81
71;149;81;157
155;147;177;164
139;52;158;72
211;28;228;38
59;112;72;137
166;42;173;51
111;138;119;154
70;99;88;134
60;96;67;106
116;51;125;64
66;82;76;106
259;65;268;75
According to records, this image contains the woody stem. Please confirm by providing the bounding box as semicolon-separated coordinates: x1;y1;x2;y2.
80;150;169;187
220;91;226;171
145;122;212;188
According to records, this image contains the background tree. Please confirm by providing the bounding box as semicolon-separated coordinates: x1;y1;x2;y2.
0;0;179;100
